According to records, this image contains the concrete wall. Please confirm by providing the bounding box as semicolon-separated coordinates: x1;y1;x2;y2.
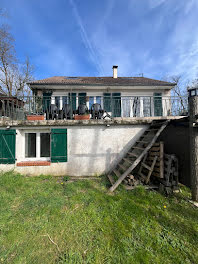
0;125;148;176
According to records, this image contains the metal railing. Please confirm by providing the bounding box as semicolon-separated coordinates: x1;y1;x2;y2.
0;95;188;121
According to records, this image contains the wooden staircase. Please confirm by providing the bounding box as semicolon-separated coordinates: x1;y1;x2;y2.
108;120;169;192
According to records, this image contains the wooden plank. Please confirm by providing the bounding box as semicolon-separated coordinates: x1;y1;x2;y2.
139;171;147;180
150;146;160;152
141;162;151;170
113;169;121;178
118;163;128;171
159;141;164;179
146;156;160;162
108;175;115;185
153;167;160;173
132;146;145;150
148;151;160;157
123;158;132;165
152;171;161;178
145;156;158;184
109;121;169;192
127;152;139;158
136;140;149;144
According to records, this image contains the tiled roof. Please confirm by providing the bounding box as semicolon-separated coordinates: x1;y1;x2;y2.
28;76;175;86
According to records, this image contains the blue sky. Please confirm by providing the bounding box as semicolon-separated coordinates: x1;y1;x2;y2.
1;0;198;85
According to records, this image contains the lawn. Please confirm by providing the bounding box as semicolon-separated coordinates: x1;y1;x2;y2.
0;172;198;264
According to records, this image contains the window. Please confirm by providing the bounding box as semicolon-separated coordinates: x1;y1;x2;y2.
55;97;60;109
89;96;94;109
96;96;101;105
40;133;50;157
25;133;36;158
62;96;68;105
25;132;50;159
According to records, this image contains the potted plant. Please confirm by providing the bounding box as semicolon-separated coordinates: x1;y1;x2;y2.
74;104;90;120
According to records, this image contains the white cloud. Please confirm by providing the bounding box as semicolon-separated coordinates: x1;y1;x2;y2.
69;0;104;75
148;0;166;9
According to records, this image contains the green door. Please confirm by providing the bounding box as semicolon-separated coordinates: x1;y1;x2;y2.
51;129;67;163
78;93;86;105
154;93;163;116
112;93;121;117
0;129;16;164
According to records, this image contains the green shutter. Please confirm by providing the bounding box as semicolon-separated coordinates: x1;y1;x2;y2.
51;129;67;163
154;93;163;116
112;93;121;117
103;93;111;112
69;93;77;111
0;130;16;164
78;93;86;105
43;92;52;112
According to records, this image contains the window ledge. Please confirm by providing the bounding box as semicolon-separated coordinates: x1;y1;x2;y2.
17;161;51;167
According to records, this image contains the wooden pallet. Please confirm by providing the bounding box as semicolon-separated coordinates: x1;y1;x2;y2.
144;142;164;179
107;120;169;192
138;154;158;184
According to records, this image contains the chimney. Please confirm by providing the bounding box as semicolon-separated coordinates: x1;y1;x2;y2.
112;65;118;78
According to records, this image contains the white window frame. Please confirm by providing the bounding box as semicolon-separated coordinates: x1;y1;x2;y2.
24;132;51;161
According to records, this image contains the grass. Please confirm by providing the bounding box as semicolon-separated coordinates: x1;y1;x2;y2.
0;172;198;264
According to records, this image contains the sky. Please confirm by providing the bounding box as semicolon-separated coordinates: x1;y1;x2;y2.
0;0;198;86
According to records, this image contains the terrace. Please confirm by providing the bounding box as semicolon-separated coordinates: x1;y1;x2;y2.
0;95;188;122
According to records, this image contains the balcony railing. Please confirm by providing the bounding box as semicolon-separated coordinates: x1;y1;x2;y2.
0;95;188;121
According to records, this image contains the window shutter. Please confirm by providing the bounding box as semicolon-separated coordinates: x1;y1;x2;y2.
0;130;16;164
103;93;111;112
112;93;121;117
78;93;86;105
51;129;67;163
154;93;163;116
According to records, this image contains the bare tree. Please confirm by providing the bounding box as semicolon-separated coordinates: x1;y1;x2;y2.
163;75;188;115
0;11;34;97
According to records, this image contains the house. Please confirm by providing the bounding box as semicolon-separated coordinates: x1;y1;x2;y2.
0;66;187;178
27;66;176;118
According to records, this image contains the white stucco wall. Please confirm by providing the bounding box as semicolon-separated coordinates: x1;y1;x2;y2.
0;125;148;176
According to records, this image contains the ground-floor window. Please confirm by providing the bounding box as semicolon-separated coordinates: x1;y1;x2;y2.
25;132;50;159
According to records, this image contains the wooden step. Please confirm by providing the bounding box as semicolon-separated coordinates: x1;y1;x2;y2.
113;169;121;178
123;158;132;165
108;120;169;192
141;162;151;170
136;140;149;144
127;152;139;158
118;163;128;171
107;175;115;185
139;172;147;180
132;146;144;150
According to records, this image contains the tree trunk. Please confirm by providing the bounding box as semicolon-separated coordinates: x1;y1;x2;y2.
189;96;198;201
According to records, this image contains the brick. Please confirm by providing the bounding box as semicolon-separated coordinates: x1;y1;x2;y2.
17;161;51;167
